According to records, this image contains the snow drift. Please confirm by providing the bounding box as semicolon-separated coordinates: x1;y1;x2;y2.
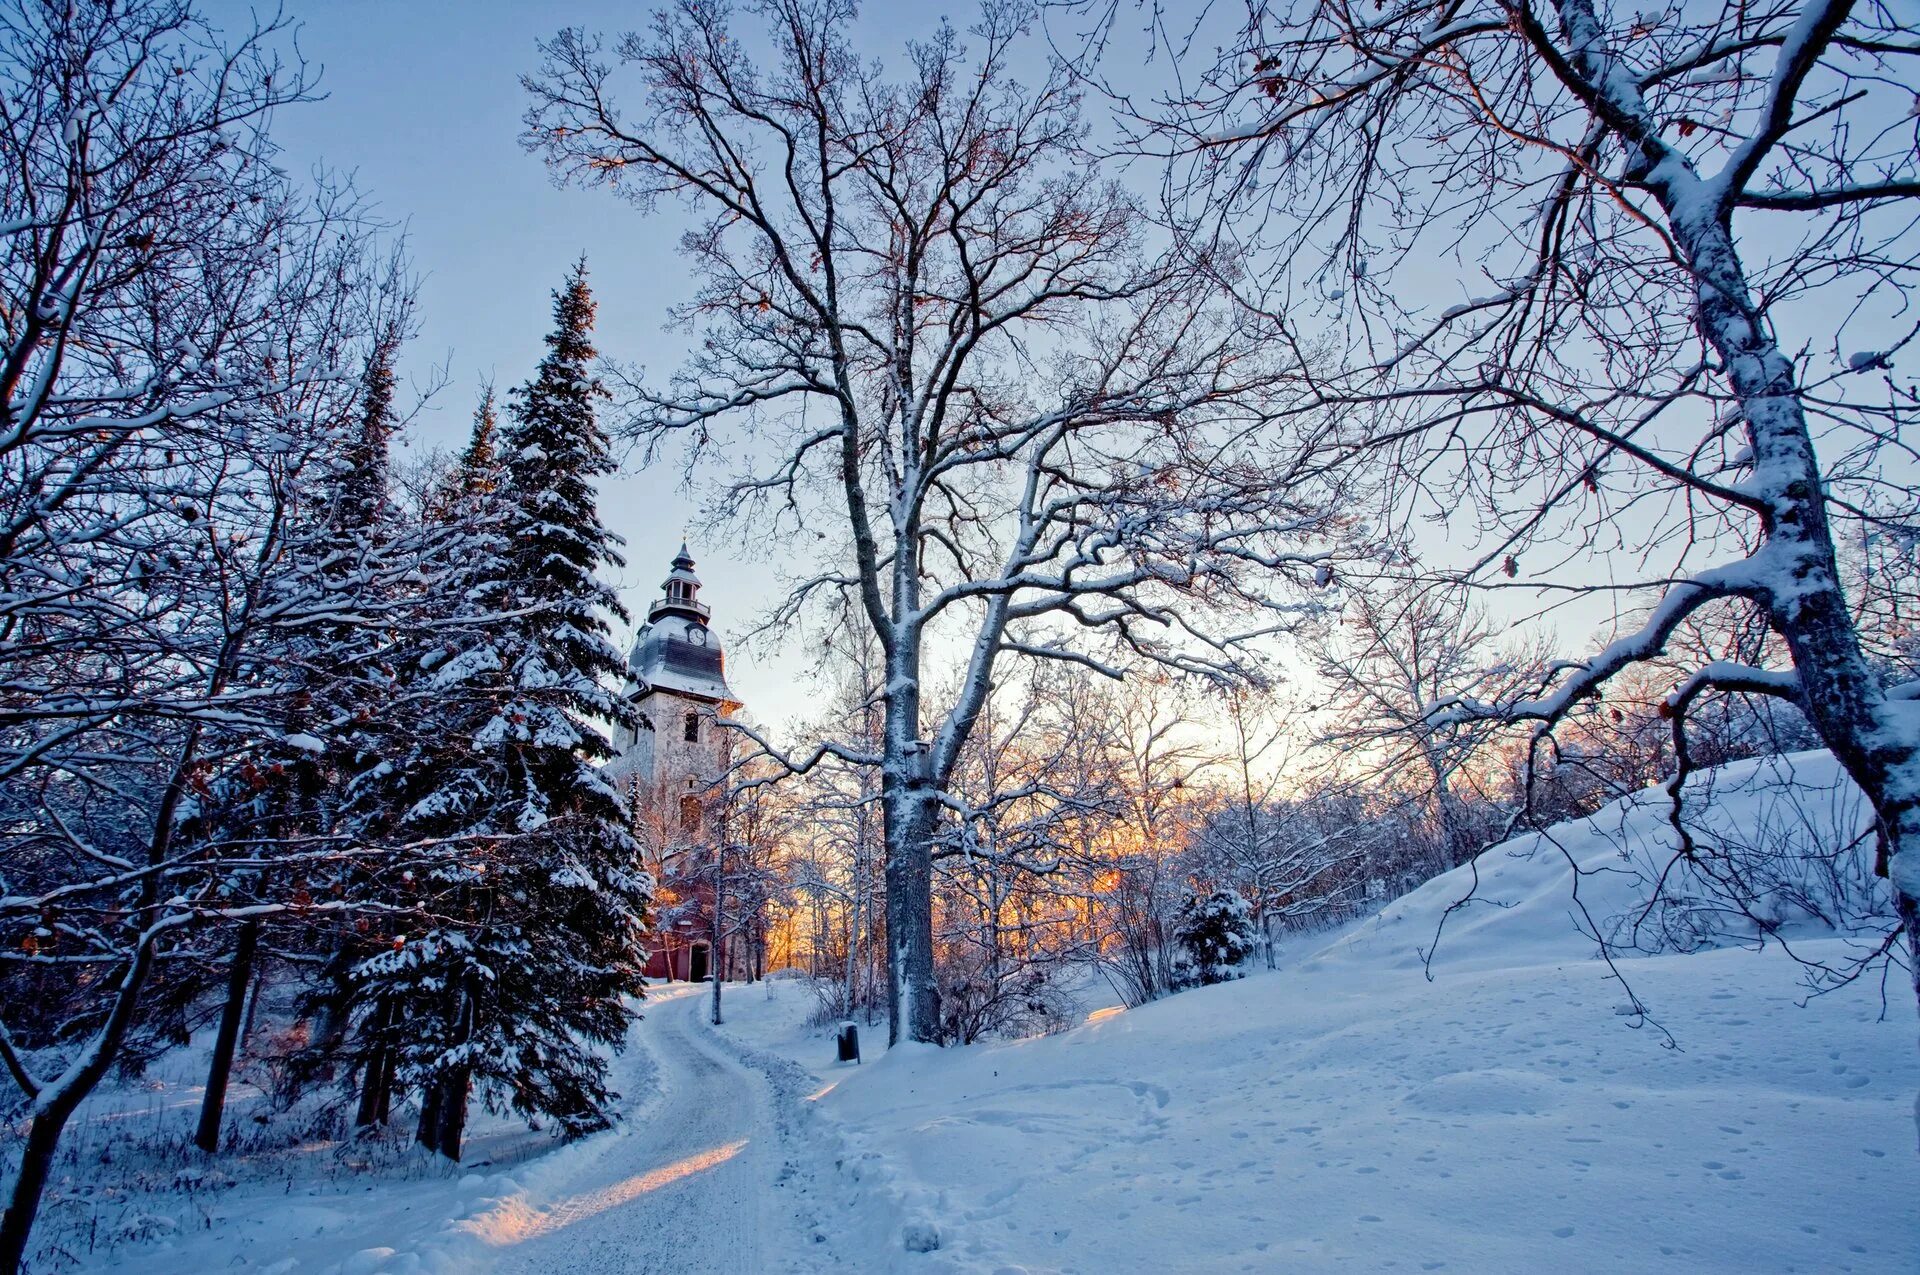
1320;749;1889;975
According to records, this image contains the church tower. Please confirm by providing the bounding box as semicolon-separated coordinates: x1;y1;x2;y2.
607;545;742;981
607;543;741;797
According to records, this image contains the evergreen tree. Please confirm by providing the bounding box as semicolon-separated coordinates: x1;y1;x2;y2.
427;388;502;521
1174;889;1257;987
459;387;501;494
335;320;403;532
186;317;426;1147
257;321;425;1129
353;263;650;1160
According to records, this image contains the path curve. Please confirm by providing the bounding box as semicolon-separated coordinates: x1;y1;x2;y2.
466;986;865;1275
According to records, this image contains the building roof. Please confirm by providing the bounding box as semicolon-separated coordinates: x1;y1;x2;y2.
625;545;736;704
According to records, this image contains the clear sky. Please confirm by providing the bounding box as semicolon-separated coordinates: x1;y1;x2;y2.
205;0;831;727
203;0;1737;743
213;0;1565;746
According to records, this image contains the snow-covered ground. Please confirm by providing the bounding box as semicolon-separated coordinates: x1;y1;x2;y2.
712;752;1918;1273
24;984;904;1274
14;750;1918;1273
8;1024;569;1274
722;945;1915;1273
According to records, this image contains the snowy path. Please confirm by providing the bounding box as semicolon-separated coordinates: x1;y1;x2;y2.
456;985;881;1275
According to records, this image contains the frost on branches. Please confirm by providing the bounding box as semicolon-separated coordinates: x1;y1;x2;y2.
340;264;651;1160
525;2;1352;1045
1089;0;1920;1030
0;5;650;1259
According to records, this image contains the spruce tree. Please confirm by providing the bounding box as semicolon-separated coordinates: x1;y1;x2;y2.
356;264;650;1160
427;388;501;521
190;316;431;1146
484;258;649;1133
1174;889;1258;987
335;322;402;532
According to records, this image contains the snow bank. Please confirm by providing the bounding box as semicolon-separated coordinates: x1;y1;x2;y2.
39;754;1914;1274
711;752;1915;1273
36;1005;655;1275
724;946;1915;1272
1321;750;1886;974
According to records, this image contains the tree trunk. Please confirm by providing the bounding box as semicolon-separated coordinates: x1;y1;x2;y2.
240;954;264;1049
355;1044;390;1130
1546;0;1920;1029
434;1065;471;1162
416;979;473;1161
194;920;260;1154
883;779;939;1046
1660;197;1920;1023
355;998;397;1130
302;942;358;1087
1894;867;1920;1021
0;947;161;1273
844;885;862;1020
0;1101;72;1275
710;846;724;1026
416;1076;444;1156
2;731;201;1275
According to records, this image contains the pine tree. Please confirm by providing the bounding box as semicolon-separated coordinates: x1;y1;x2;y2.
167;322;413;1149
427;388;501;521
497;260;630;734
335;321;403;532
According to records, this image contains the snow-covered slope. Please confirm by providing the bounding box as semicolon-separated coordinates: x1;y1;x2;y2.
719;752;1916;1274
32;753;1914;1273
1323;749;1885;974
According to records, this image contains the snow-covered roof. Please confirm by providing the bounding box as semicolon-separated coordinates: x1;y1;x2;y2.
624;545;737;704
627;612;735;703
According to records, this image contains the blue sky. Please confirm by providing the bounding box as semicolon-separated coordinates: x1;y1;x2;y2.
210;0;821;724
205;0;1758;740
218;0;1537;740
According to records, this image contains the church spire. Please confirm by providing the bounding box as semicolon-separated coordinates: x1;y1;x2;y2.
649;543;710;624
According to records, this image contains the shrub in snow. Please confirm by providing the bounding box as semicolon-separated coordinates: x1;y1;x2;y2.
1592;754;1890;954
1174;888;1258;987
936;948;1076;1043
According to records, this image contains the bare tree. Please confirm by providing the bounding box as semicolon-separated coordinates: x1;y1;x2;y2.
523;0;1340;1043
1078;0;1920;1020
932;666;1121;1040
1081;676;1213;1005
1187;689;1357;964
1307;586;1537;874
0;4;434;1264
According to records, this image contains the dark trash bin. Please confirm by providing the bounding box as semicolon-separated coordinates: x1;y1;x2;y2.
836;1023;861;1063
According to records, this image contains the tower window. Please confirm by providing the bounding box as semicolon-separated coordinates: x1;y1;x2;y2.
679;795;702;834
684;711;699;742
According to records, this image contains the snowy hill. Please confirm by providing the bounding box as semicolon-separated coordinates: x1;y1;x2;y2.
1322;749;1887;975
718;751;1916;1274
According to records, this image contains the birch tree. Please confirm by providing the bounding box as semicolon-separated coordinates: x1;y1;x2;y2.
524;0;1341;1043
